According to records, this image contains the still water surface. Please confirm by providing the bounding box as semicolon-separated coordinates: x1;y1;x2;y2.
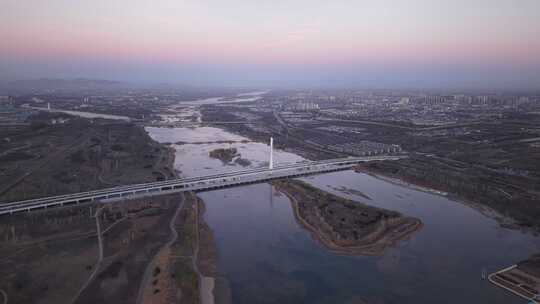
179;91;267;106
146;126;540;304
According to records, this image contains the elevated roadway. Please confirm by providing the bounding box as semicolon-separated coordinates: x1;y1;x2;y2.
0;155;405;216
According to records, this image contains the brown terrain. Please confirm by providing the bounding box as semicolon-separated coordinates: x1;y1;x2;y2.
138;192;219;304
0;112;175;203
0;195;177;304
196;197;218;278
0;191;219;304
74;195;180;304
138;192;198;304
273;179;422;256
0;111;221;303
0;205;98;304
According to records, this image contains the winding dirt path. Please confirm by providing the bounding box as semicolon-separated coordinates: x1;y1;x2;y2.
136;193;185;304
167;194;185;248
69;206;105;304
0;289;7;304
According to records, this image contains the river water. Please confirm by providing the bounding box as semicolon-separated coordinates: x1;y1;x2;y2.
28;106;131;121
179;91;267;106
146;126;540;304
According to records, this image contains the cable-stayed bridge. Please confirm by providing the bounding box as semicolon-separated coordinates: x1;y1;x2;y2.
0;138;405;216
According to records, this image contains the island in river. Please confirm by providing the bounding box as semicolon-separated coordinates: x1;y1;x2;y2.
273;179;423;256
209;147;239;163
208;147;251;167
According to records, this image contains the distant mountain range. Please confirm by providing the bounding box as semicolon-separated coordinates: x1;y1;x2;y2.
0;78;260;96
0;78;131;93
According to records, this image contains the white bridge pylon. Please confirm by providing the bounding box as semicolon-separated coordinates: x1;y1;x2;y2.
269;137;274;170
0;155;407;216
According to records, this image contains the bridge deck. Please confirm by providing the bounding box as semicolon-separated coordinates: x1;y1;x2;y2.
0;156;404;215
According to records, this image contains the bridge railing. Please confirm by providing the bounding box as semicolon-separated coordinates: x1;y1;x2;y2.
0;155;406;215
0;157;364;207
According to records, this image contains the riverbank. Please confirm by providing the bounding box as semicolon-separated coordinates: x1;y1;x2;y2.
355;156;540;231
137;194;185;304
200;104;540;232
196;196;219;304
354;164;531;233
136;191;218;304
199;107;338;160
274;179;422;256
148;124;540;303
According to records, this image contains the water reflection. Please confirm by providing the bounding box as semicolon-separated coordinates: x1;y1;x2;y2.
146;126;304;177
146;126;540;304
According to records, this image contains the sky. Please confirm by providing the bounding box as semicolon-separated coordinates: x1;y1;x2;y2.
1;0;540;89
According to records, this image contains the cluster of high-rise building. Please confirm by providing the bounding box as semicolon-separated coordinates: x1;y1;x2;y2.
286;101;320;111
327;141;402;156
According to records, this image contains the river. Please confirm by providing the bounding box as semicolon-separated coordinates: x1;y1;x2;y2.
28;106;131;121
27;90;266;122
179;91;267;106
145;125;540;304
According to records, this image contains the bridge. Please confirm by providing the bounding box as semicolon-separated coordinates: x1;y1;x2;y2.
0;155;404;216
0;137;406;216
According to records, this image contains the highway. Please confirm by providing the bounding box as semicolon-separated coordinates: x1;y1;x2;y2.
0;155;405;216
315;117;485;131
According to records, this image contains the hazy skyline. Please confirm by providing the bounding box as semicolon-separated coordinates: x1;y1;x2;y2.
1;0;540;88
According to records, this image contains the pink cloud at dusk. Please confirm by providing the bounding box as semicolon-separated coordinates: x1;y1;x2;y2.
1;0;539;87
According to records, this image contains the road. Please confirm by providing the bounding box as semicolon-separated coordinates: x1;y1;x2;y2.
69;206;128;304
136;193;185;304
273;110;288;132
69;206;105;304
272;111;352;157
316;117;415;130
488;265;539;303
0;156;406;215
0;289;7;304
0;142;31;158
316;117;484;131
146;114;485;133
